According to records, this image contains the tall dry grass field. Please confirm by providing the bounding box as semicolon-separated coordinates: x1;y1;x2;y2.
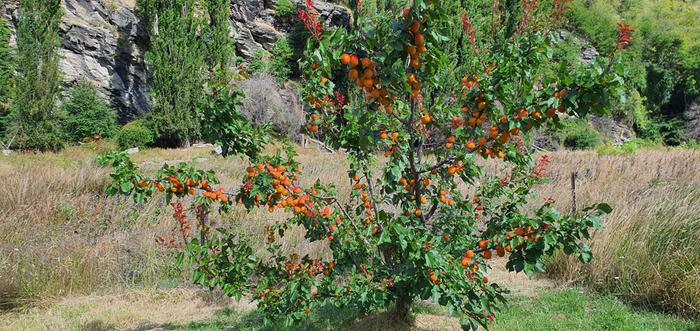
0;144;346;310
539;149;700;319
1;144;698;320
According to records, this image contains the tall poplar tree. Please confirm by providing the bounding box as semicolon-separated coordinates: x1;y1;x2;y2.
139;0;207;147
0;16;13;137
6;0;64;151
204;0;235;72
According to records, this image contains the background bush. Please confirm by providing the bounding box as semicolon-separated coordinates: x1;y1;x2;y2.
248;48;271;76
62;81;118;142
270;37;294;81
116;120;154;149
239;74;304;142
274;0;296;16
559;119;602;150
247;37;295;82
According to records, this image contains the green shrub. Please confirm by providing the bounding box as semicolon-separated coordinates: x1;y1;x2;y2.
116;120;154;149
62;81;118;142
269;37;294;81
248;48;271;75
596;138;661;155
248;38;294;81
559;119;601;150
274;0;296;16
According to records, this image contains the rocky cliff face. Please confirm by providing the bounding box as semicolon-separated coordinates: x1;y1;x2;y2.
1;0;350;120
2;0;148;121
232;0;351;58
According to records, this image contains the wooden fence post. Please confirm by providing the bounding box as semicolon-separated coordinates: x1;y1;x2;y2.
571;171;578;215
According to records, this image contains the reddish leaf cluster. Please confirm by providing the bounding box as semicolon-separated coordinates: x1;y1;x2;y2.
531;154;551;179
552;0;572;22
298;0;323;40
517;0;538;34
460;12;477;53
172;201;192;239
616;22;635;49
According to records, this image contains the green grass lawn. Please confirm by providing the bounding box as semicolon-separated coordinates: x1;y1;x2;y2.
163;289;699;331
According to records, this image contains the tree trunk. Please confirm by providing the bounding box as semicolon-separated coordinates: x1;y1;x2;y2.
392;291;414;327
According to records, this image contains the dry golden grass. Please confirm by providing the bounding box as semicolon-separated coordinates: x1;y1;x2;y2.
0;287;245;331
1;144;698;321
539;149;700;318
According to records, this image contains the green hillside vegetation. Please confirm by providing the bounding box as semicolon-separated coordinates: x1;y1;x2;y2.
325;0;700;146
567;0;700;144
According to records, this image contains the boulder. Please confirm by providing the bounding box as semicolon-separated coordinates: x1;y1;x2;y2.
590;114;635;145
683;98;700;141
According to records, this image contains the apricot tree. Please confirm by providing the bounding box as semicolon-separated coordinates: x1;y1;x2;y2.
101;1;631;329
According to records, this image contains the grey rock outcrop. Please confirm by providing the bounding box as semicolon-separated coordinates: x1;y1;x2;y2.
59;0;149;121
591;114;635;145
1;0;350;120
232;0;351;58
1;0;149;121
683;98;700;141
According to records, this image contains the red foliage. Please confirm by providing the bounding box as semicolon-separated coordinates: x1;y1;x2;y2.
298;0;323;40
616;22;635;49
552;0;572;22
517;0;538;34
172;201;192;239
531;154;551;179
460;12;477;53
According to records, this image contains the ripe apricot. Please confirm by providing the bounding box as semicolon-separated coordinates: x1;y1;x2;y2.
349;54;359;67
546;107;556;118
420;114;431;125
482;250;492;259
414;33;425;45
461;256;470;267
496;245;505;257
348;69;359;80
409;20;420;33
477;101;487;110
340;53;351;65
410;59;421;69
466;140;476;150
429;272;438;283
465;250;475;258
514;227;525;236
